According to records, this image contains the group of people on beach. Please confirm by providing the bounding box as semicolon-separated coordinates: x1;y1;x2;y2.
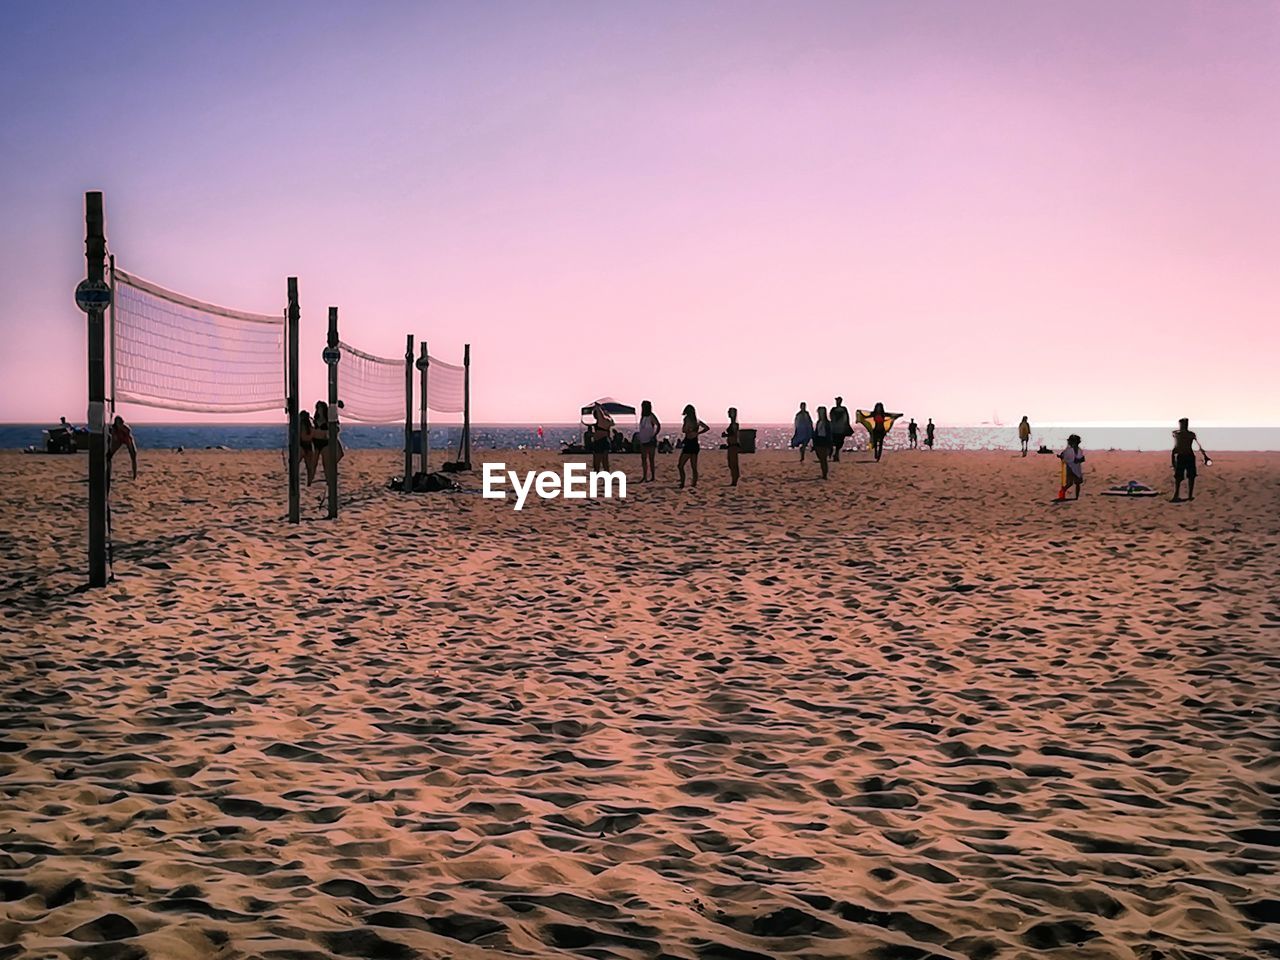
790;398;931;478
587;401;742;488
99;406;1216;504
1055;418;1210;502
296;401;343;485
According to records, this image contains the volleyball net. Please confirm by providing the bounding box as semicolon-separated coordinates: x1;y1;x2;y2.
425;354;465;413
336;340;406;423
111;268;285;414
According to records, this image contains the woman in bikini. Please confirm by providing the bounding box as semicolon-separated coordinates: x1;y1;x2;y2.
589;402;615;473
723;406;742;486
677;404;709;489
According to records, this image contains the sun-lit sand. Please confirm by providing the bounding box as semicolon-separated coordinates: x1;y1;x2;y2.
1;448;1278;959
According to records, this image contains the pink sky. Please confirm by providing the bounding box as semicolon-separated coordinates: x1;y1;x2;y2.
1;1;1277;425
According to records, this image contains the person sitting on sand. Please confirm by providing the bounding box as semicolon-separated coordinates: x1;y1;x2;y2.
677;404;709;489
812;406;833;480
108;416;137;479
637;400;660;482
1171;418;1210;502
1057;433;1086;500
589;402;614;473
907;418;918;449
1018;416;1031;457
792;402;813;461
298;409;318;485
830;396;851;461
723;407;742;487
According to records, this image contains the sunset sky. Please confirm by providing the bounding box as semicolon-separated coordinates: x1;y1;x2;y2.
1;1;1277;425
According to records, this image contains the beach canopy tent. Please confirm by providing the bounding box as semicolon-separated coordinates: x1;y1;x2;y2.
581;398;636;418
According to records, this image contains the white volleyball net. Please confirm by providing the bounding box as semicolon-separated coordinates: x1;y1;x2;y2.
426;355;465;413
337;341;406;423
111;268;285;413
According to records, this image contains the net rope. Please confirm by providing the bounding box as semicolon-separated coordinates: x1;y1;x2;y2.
337;341;406;423
112;268;285;414
426;355;465;413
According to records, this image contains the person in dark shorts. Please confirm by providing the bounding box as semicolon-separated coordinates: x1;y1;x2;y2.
589;402;615;473
830;396;851;461
636;400;660;482
812;406;833;479
677;404;709;488
907;418;918;449
723;407;742;486
1171;418;1210;502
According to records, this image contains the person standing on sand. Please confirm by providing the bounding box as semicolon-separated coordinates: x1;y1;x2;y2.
636;400;660;483
924;419;935;449
677;404;709;488
907;418;918;449
1171;418;1210;502
812;406;833;479
866;402;893;461
1018;416;1031;457
723;407;742;486
830;397;851;461
589;402;615;474
108;416;137;480
314;401;344;480
298;409;318;485
1057;433;1086;500
792;402;813;461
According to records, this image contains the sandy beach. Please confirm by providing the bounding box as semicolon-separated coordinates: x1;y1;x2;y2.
1;448;1277;960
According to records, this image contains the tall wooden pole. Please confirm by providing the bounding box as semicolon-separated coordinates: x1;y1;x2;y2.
463;342;471;468
418;342;429;475
327;307;339;520
108;254;116;415
85;192;108;587
403;334;414;492
287;278;300;523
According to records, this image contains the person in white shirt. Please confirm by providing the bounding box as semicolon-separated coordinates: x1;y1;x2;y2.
1057;434;1086;500
636;400;661;483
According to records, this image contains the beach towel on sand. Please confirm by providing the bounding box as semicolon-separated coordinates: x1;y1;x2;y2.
1101;480;1160;497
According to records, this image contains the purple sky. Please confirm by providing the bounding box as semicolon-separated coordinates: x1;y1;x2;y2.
2;1;1277;425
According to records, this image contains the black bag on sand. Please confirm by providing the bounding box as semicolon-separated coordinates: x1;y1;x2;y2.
387;472;459;493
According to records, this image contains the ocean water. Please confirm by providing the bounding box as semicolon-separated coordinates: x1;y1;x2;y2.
5;422;1279;453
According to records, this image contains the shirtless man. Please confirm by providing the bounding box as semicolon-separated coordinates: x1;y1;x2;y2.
1171;418;1210;502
